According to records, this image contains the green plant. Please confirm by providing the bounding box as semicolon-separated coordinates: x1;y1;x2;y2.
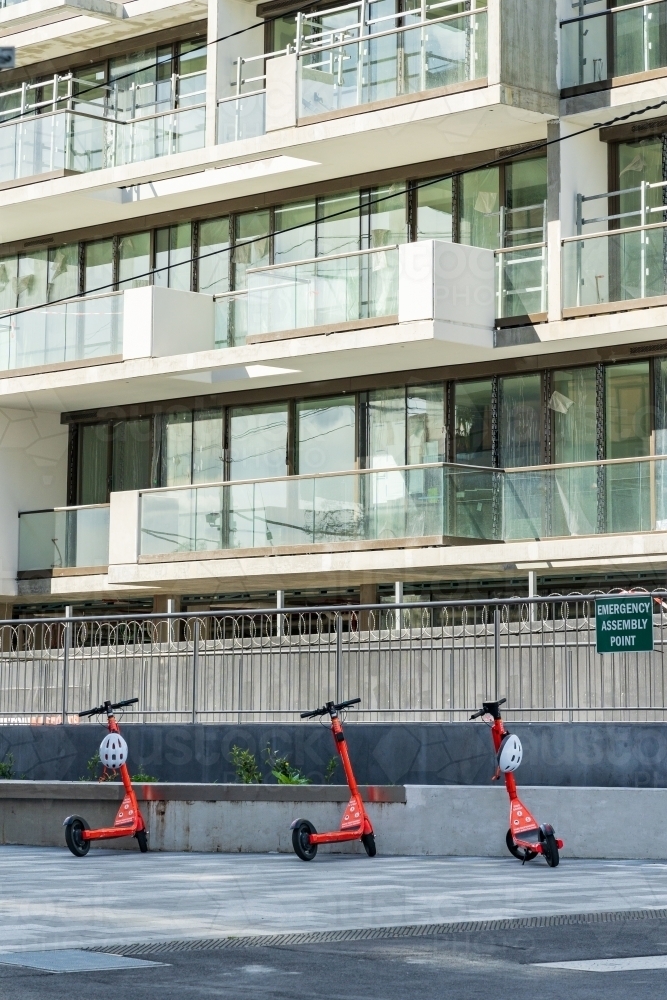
0;752;14;779
229;745;262;784
131;771;158;782
264;744;311;785
324;756;339;784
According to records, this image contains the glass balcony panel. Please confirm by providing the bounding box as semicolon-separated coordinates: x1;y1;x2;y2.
116;106;205;165
298;9;486;117
139;464;499;557
217;93;266;144
605;461;652;534
214;292;247;347
495;245;547;318
0;293;123;372
562;226;667;309
18;506;109;571
247;247;398;336
560;10;608;88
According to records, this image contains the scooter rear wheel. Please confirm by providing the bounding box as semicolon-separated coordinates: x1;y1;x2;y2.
292;820;318;861
135;829;149;853
65;817;90;857
506;828;537;862
362;832;377;857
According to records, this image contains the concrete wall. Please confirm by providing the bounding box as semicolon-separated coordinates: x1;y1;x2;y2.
0;406;67;597
3;722;667;787
2;781;666;859
497;0;559;103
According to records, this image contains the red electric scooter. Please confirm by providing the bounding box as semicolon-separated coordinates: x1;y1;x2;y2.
63;698;148;856
470;698;563;867
291;697;376;861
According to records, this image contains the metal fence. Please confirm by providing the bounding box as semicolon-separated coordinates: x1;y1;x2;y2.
1;595;667;724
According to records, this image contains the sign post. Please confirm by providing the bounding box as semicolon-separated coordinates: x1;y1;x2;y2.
595;596;654;653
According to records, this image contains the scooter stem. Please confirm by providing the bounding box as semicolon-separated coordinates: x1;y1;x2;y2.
332;717;360;795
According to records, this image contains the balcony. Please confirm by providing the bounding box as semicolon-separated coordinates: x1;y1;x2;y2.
18;505;109;576
217;1;488;146
0;285;213;373
138;463;498;557
561;0;667;91
0;71;206;185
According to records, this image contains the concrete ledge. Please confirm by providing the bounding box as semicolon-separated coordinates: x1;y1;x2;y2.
1;782;666;858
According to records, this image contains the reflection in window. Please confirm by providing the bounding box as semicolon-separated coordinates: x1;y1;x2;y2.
296;397;356;475
454;380;493;466
417;177;453;241
155;223;191;291
551;367;597;465
229;404;288;481
233;210;270;290
407;385;444;464
369;184;408;247
193;410;224;484
0;256;17;310
499;374;541;468
118;232;150;289
85;240;113;294
460;167;500;250
274;201;316;264
504;158;547;246
605;361;650;458
368;388;405;468
198;217;229;294
17;251;48;307
317;192;360;256
162;411;193;486
47;244;78;302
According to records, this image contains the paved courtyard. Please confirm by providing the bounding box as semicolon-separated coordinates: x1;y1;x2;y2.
2;846;667;952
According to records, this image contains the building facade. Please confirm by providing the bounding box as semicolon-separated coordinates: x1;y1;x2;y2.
0;0;665;617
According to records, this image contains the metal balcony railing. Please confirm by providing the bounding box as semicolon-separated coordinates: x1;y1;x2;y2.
561;0;667;89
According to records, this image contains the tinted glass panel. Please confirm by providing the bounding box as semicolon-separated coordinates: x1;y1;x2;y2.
79;423;110;504
193;409;224;484
551;367;597;465
368;388;405;468
198;217;230;294
460;167;500;250
162;411;192;486
229;404;288;480
112;418;152;491
417;177;453;241
274;201;316;264
407;384;445;465
317;192;360;256
296;396;356;475
47;244;78;302
119;232;150;289
233;210;270;290
85;240;113;294
454;380;493;466
605;361;650;459
499;374;542;468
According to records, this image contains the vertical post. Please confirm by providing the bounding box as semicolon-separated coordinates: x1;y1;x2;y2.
167;597;176;646
276;589;284;641
61;605;73;724
528;570;537;623
335;613;343;704
191;617;200;724
395;581;403;631
493;604;500;699
641;180;647;300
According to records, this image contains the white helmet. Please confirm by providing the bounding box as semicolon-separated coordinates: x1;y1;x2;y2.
497;733;522;773
99;733;128;769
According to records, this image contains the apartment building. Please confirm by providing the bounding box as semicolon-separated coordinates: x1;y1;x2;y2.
0;0;665;617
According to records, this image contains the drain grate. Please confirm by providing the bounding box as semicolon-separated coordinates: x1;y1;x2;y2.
0;950;164;974
89;907;667;957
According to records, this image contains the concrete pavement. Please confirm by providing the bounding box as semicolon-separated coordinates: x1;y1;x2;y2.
3;846;667;953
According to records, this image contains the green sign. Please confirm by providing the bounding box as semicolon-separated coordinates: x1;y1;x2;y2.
595;596;654;653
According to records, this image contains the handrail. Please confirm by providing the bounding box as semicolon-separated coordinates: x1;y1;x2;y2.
19;503;110;515
561;0;663;26
0;288;122;320
217;89;265;105
0;100;203;133
562;218;667;244
247;244;398;274
495;241;547;255
506;453;667;474
138;460;496;496
297;5;487;56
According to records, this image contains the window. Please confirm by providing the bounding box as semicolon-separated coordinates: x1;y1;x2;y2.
111;419;152;492
499;374;541;468
274;201;316;264
551;367;597;465
193;410;224;484
118;232;150;289
79;424;110;504
605;362;650;459
17;250;47;307
47;244;78;302
296;397;356;475
162;411;193;486
317;192;360;256
417;177;453;242
368;184;408;248
0;256;17;310
155;223;191;291
233;210;270;290
368;388;406;468
460;167;500;250
504;158;547;247
198;217;230;294
229;404;288;480
454;380;493;466
85;240;113;294
407;385;445;465
177;39;207;108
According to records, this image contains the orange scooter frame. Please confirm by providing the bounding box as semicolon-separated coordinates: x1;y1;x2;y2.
291;698;376;861
63;698;148;856
471;698;563;867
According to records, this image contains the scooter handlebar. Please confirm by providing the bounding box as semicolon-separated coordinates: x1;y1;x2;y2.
469;708;485;720
78;697;138;718
300;697;361;718
469;697;507;721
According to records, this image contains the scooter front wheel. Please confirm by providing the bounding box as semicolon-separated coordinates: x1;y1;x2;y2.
506;829;537;862
135;829;149;853
362;832;377;857
539;827;560;868
292;820;318;861
64;816;90;857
